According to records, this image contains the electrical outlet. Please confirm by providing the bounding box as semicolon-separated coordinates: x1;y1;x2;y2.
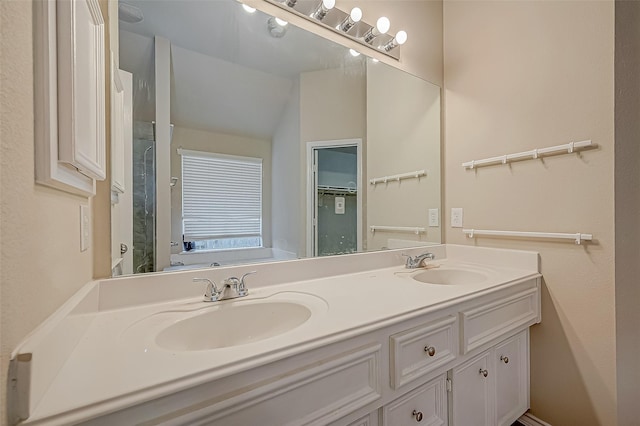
451;208;463;228
335;197;345;214
429;208;439;227
80;205;90;251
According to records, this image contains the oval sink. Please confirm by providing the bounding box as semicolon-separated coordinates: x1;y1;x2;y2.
156;302;312;351
412;268;487;285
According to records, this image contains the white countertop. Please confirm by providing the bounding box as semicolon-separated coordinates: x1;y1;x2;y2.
15;245;540;424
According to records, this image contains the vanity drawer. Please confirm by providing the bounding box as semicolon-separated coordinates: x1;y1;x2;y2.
390;315;457;389
182;344;381;426
382;374;448;426
461;285;539;354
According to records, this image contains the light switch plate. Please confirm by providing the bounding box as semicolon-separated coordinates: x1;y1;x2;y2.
335;197;345;214
451;208;463;228
429;208;439;227
80;205;90;251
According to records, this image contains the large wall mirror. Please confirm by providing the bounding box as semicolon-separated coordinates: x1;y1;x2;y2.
111;0;441;275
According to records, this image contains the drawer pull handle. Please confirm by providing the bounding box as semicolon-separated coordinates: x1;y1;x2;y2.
412;410;423;422
500;355;509;364
479;368;489;377
424;345;436;357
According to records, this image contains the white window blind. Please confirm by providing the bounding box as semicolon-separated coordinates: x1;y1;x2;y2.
179;149;262;242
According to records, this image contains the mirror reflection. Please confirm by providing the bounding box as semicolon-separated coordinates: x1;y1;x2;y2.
113;0;441;275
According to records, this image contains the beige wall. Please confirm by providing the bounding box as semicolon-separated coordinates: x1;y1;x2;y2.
271;81;301;255
444;1;616;424
366;61;441;250
614;1;640;424
170;126;273;252
0;0;113;424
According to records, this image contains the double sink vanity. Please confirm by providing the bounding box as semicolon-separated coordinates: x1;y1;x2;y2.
9;245;541;425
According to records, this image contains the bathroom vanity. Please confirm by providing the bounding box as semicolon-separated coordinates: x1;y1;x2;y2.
9;245;540;425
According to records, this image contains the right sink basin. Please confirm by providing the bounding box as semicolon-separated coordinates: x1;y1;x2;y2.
411;268;488;285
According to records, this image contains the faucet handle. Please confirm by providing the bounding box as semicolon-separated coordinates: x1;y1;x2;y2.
193;277;220;301
238;271;256;295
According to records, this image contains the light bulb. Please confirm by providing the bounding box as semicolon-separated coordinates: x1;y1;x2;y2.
349;49;361;57
350;7;362;22
383;30;408;51
364;16;391;43
275;17;288;26
242;4;256;13
338;7;362;32
395;30;408;45
376;17;390;34
311;0;335;20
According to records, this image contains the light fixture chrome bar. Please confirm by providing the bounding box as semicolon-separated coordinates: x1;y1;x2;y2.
263;0;402;60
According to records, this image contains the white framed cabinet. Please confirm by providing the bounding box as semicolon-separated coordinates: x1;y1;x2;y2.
450;330;529;426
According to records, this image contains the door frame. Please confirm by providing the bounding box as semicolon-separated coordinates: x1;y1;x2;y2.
305;139;363;257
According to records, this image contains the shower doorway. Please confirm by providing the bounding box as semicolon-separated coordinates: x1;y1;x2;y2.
306;139;363;257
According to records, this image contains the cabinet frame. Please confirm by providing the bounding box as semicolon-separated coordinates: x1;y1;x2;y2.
34;0;106;197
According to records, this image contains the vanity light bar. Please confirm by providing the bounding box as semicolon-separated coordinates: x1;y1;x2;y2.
463;229;593;245
265;0;405;60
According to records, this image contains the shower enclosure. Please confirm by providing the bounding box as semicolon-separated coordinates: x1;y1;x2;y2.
132;122;156;273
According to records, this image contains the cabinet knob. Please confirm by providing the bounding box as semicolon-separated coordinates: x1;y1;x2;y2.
479;368;489;377
500;355;509;364
424;345;436;357
412;410;423;422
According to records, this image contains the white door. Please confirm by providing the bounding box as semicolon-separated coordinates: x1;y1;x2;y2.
495;331;529;426
451;351;494;426
306;140;362;257
383;375;448;425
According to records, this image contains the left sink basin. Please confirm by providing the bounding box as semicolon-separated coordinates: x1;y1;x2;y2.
156;301;311;351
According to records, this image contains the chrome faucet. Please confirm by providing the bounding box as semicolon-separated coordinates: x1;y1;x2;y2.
193;271;256;302
403;252;435;269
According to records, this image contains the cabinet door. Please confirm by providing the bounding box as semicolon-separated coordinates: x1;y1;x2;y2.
344;411;379;426
451;351;493;426
495;331;529;426
383;375;447;426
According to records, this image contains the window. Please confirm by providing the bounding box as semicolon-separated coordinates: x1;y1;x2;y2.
179;149;263;250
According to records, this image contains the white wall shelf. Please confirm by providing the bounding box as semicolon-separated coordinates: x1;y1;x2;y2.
462;140;593;169
369;170;426;185
462;228;593;245
370;226;426;235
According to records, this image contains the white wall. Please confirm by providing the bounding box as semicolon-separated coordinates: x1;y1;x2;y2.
170;126;273;252
444;1;616;424
271;80;301;256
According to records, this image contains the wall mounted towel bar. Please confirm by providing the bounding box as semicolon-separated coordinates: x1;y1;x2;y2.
369;170;426;185
462;140;593;169
462;228;593;245
370;226;426;235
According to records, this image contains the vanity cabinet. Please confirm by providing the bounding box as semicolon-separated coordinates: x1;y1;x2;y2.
16;269;539;425
450;330;529;426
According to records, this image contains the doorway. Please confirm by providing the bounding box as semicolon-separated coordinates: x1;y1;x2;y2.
306;139;363;257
